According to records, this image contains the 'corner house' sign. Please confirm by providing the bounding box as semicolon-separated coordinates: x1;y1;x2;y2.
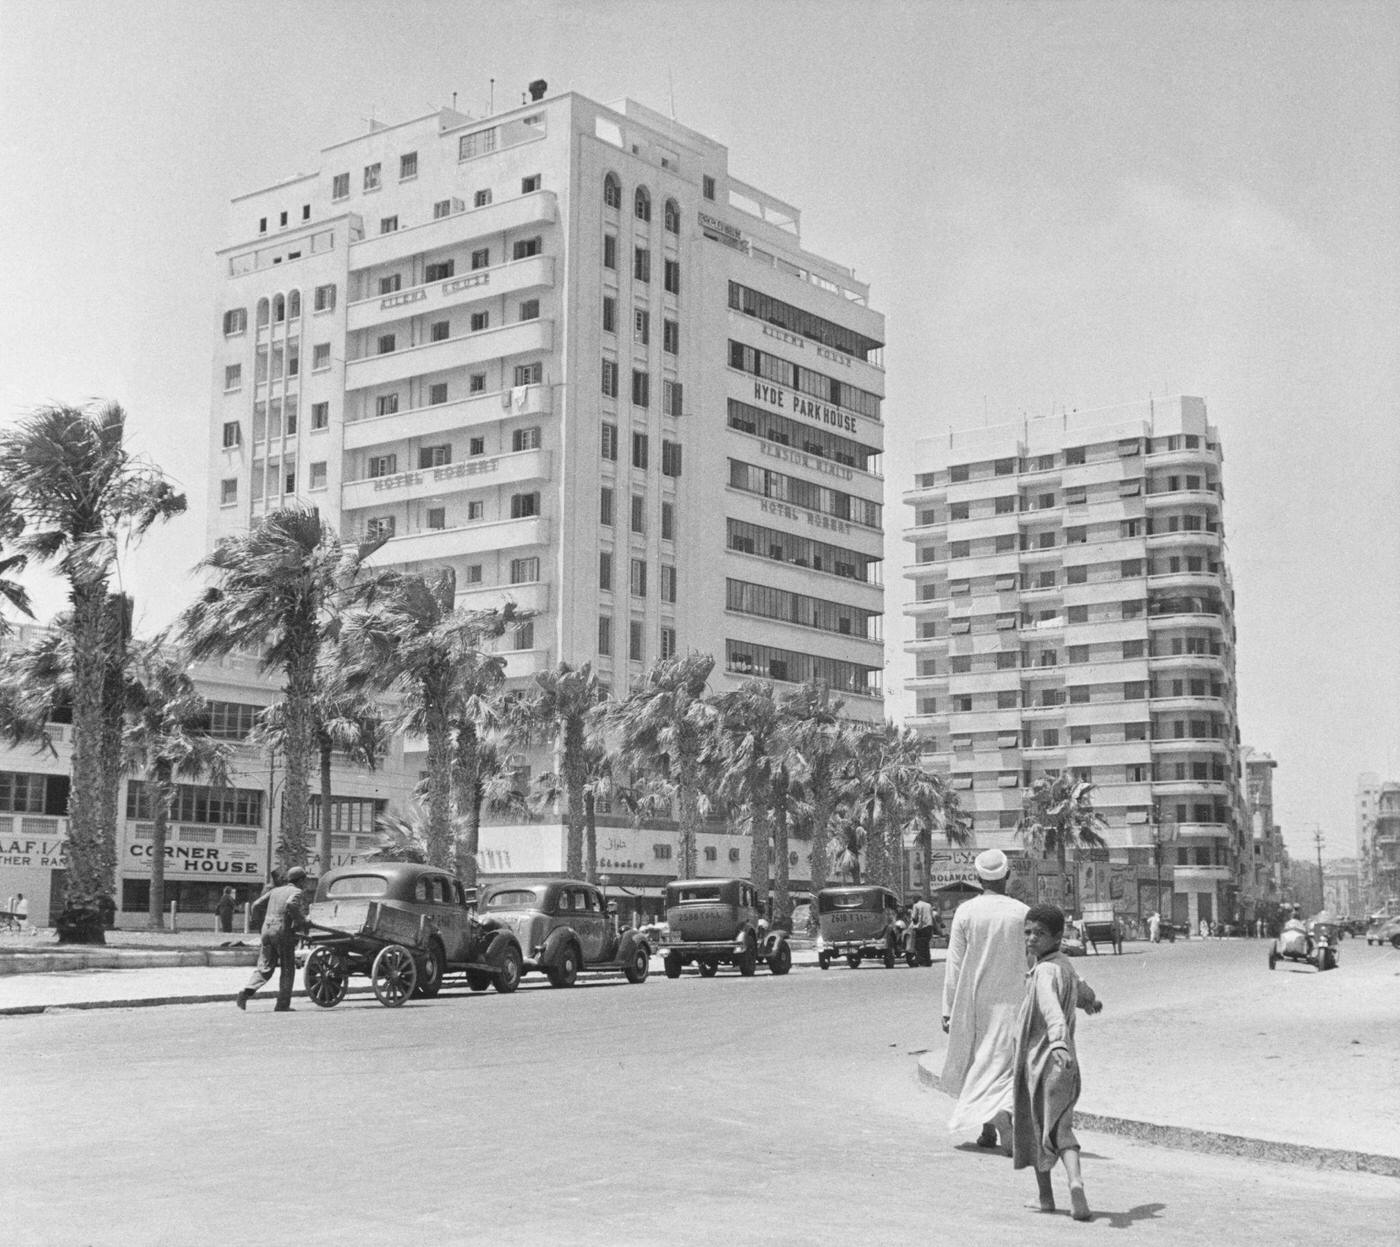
127;844;261;876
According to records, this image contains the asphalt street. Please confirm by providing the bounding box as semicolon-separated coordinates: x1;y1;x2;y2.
6;936;1397;1246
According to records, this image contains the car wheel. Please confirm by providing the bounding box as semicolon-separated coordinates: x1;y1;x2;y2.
548;943;580;988
465;970;491;992
415;939;445;998
846;952;861;970
818;950;830;971
768;942;792;976
698;958;719;978
493;945;522;994
623;945;650;984
663;953;683;979
736;934;758;977
304;947;349;1008
883;939;896;970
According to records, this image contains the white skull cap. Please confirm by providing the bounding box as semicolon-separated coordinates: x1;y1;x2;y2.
974;849;1009;881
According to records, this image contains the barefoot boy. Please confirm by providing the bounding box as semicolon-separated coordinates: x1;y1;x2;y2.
1011;903;1103;1222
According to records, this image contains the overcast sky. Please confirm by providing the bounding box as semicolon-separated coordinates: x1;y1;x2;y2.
1;0;1395;860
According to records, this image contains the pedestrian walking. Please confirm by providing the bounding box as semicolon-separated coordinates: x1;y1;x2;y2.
236;867;309;1012
1147;910;1161;944
910;891;937;966
940;848;1030;1153
1198;917;1210;940
215;886;236;934
1012;903;1103;1222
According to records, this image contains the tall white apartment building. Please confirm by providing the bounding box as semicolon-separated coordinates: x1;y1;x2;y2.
903;398;1246;930
205;88;886;895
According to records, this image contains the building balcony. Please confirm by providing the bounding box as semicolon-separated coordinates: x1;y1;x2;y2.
1144;486;1221;509
903;598;947;618
346;319;554;392
1145;447;1220;469
364;515;551;567
1151;779;1233;798
453;580;550;616
349;190;558;272
1171;864;1235;884
1147;610;1230;631
503;648;552;680
726;309;887;397
1172;822;1231;840
343;448;551;510
1150;694;1229;712
1148;570;1224;592
1147;650;1227;672
346;255;556;333
904;635;944;652
1145;527;1222;549
1150;738;1231;758
343;384;553;451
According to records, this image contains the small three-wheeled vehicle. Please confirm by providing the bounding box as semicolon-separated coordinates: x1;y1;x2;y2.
1269;912;1339;972
301;863;526;1007
815;885;907;970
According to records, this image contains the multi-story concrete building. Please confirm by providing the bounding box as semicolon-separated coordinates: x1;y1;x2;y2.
1242;747;1284;917
903;398;1245;930
1322;858;1360;918
1355;772;1400;911
205;88;886;903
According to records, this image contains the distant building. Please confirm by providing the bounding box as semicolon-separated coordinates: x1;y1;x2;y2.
1356;772;1399;911
1322;858;1360;917
1242;747;1284;916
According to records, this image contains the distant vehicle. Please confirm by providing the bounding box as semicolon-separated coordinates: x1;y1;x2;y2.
656;878;791;978
814;885;908;970
1366;915;1400;948
477;880;652;987
1269;916;1339;972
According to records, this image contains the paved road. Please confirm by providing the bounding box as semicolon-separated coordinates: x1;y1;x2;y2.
6;939;1396;1245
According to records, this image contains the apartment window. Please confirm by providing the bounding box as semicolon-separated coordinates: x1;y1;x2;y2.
1037;532;1056;549
223;308;247;335
702;175;716;200
603;174;622;210
220;479;237;506
663;258;680;295
630;494;646;534
663;318;679;355
661;441;682;478
512;236;542;260
377;334;396;355
602;296;616;333
419;445;451;469
368;454;397;478
465;564;482;584
633;309;650;345
600;487;614;526
309;462;327;490
521;174;541;193
376;393;399;417
469;436;485;456
519;299;540;322
632;370;650;408
311;343;331;371
1066;566;1088;585
510;557;539;585
949;503;969;521
634;247;651;282
664;199;680;234
332;172;349;200
425;261;455;282
661;501;674;541
433;199;452;220
635;186;651;221
513;621;534;651
949;541;969;559
365;516;395;541
399;152;418;180
660;626;677;659
603;234;617;270
1067;645;1089;664
1121;559;1143;579
1065;446;1086;465
601;422;619;461
949;464;969;483
311;402;329;430
632;432;649;469
512;426;541;452
471;247;490;270
284;399;298;434
258;217;267;234
470;311;489;332
467;501;484;520
379;216;398;235
363;163;380;191
599;551;613;590
995;533;1016;553
662;379;683;417
279;210;288;227
430;320;450;343
474;189;492;208
224;364;241;391
598;616;613;656
660;565;677;603
469;373;486;394
221;421;241;449
996;690;1018;710
629;620;644;661
1122;639;1146;659
313;284;336;312
429;383;448;406
996;651;1018;670
426;507;446;530
1123;681;1147;701
510;492;540;518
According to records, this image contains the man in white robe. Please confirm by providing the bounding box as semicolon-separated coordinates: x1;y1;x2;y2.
940;848;1029;1151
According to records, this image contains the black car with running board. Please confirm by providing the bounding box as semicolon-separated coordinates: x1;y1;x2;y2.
656;877;791;978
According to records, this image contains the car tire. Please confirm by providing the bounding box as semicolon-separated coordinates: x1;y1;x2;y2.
465;970;492;992
736;934;757;977
698;958;719;978
548;943;580;988
493;945;522;994
623;945;650;984
883;939;896;970
818;950;830;971
663;953;683;979
768;942;792;976
415;939;445;998
846;952;861;970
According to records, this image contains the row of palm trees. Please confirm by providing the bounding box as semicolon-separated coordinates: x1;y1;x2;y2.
0;401;1107;944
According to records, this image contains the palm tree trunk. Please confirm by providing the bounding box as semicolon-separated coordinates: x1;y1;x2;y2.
423;702;452;870
678;751;700;880
148;766;171;929
1058;837;1069;911
97;595;129;914
916;821;933;896
318;735;334;876
748;804;771;894
454;720;481;885
59;580;108;943
809;787;833;892
562;717;586;879
280;637;317;869
584;791;597;884
772;777;791;929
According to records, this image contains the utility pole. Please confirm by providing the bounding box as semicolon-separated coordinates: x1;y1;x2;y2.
1314;826;1326;914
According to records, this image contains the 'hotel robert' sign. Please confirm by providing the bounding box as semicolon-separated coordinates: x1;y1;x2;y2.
372;457;501;492
750;381;860;434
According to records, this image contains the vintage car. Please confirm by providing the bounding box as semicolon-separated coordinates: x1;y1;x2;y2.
476;879;652;987
1365;914;1400;947
814;885;906;969
302;863;525;1005
656;877;791;978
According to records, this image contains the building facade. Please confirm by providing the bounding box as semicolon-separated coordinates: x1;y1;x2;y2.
903;398;1246;930
1355;772;1399;912
1242;747;1284;918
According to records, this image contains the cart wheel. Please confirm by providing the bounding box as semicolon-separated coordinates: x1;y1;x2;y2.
768;942;792;976
818;950;831;971
698;958;719;978
493;945;522;994
304;947;349;1008
846;952;861;970
663;953;683;979
371;944;417;1007
623;945;651;984
415;938;445;998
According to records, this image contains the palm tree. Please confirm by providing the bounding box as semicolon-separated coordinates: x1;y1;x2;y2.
516;662;607;879
607;653;719;881
454;731;531;883
0;402;185;941
531;739;637;884
123;640;232;927
777;681;853;899
180;508;371;872
713;680;787;914
0;487;32;635
370;806;430;864
1017;770;1109;911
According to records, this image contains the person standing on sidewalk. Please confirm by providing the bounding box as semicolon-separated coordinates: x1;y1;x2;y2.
910;892;937;966
940;849;1029;1152
215;887;236;934
236;867;309;1012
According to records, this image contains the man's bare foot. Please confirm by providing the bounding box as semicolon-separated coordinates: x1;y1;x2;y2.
976;1125;998;1148
1036;1172;1055;1212
1069;1185;1091;1222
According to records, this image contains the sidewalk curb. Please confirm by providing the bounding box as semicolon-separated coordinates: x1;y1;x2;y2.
915;1054;1400;1180
1;984;375;1017
0;948;260;975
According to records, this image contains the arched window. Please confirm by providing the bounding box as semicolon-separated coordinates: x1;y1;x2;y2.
603;173;621;210
272;294;285;323
287;290;301;319
634;186;651;223
664;199;680;234
256;297;270;328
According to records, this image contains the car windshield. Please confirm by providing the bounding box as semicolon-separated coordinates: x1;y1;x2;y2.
326;875;389;898
673;885;723;904
485;889;543;910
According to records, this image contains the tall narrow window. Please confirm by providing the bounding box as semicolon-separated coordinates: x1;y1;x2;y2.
634;247;651;283
399;152;418;180
631;370;650;408
363;163;381;191
600;487;614;526
601;423;618;461
634;186;651;222
632;432;649;469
